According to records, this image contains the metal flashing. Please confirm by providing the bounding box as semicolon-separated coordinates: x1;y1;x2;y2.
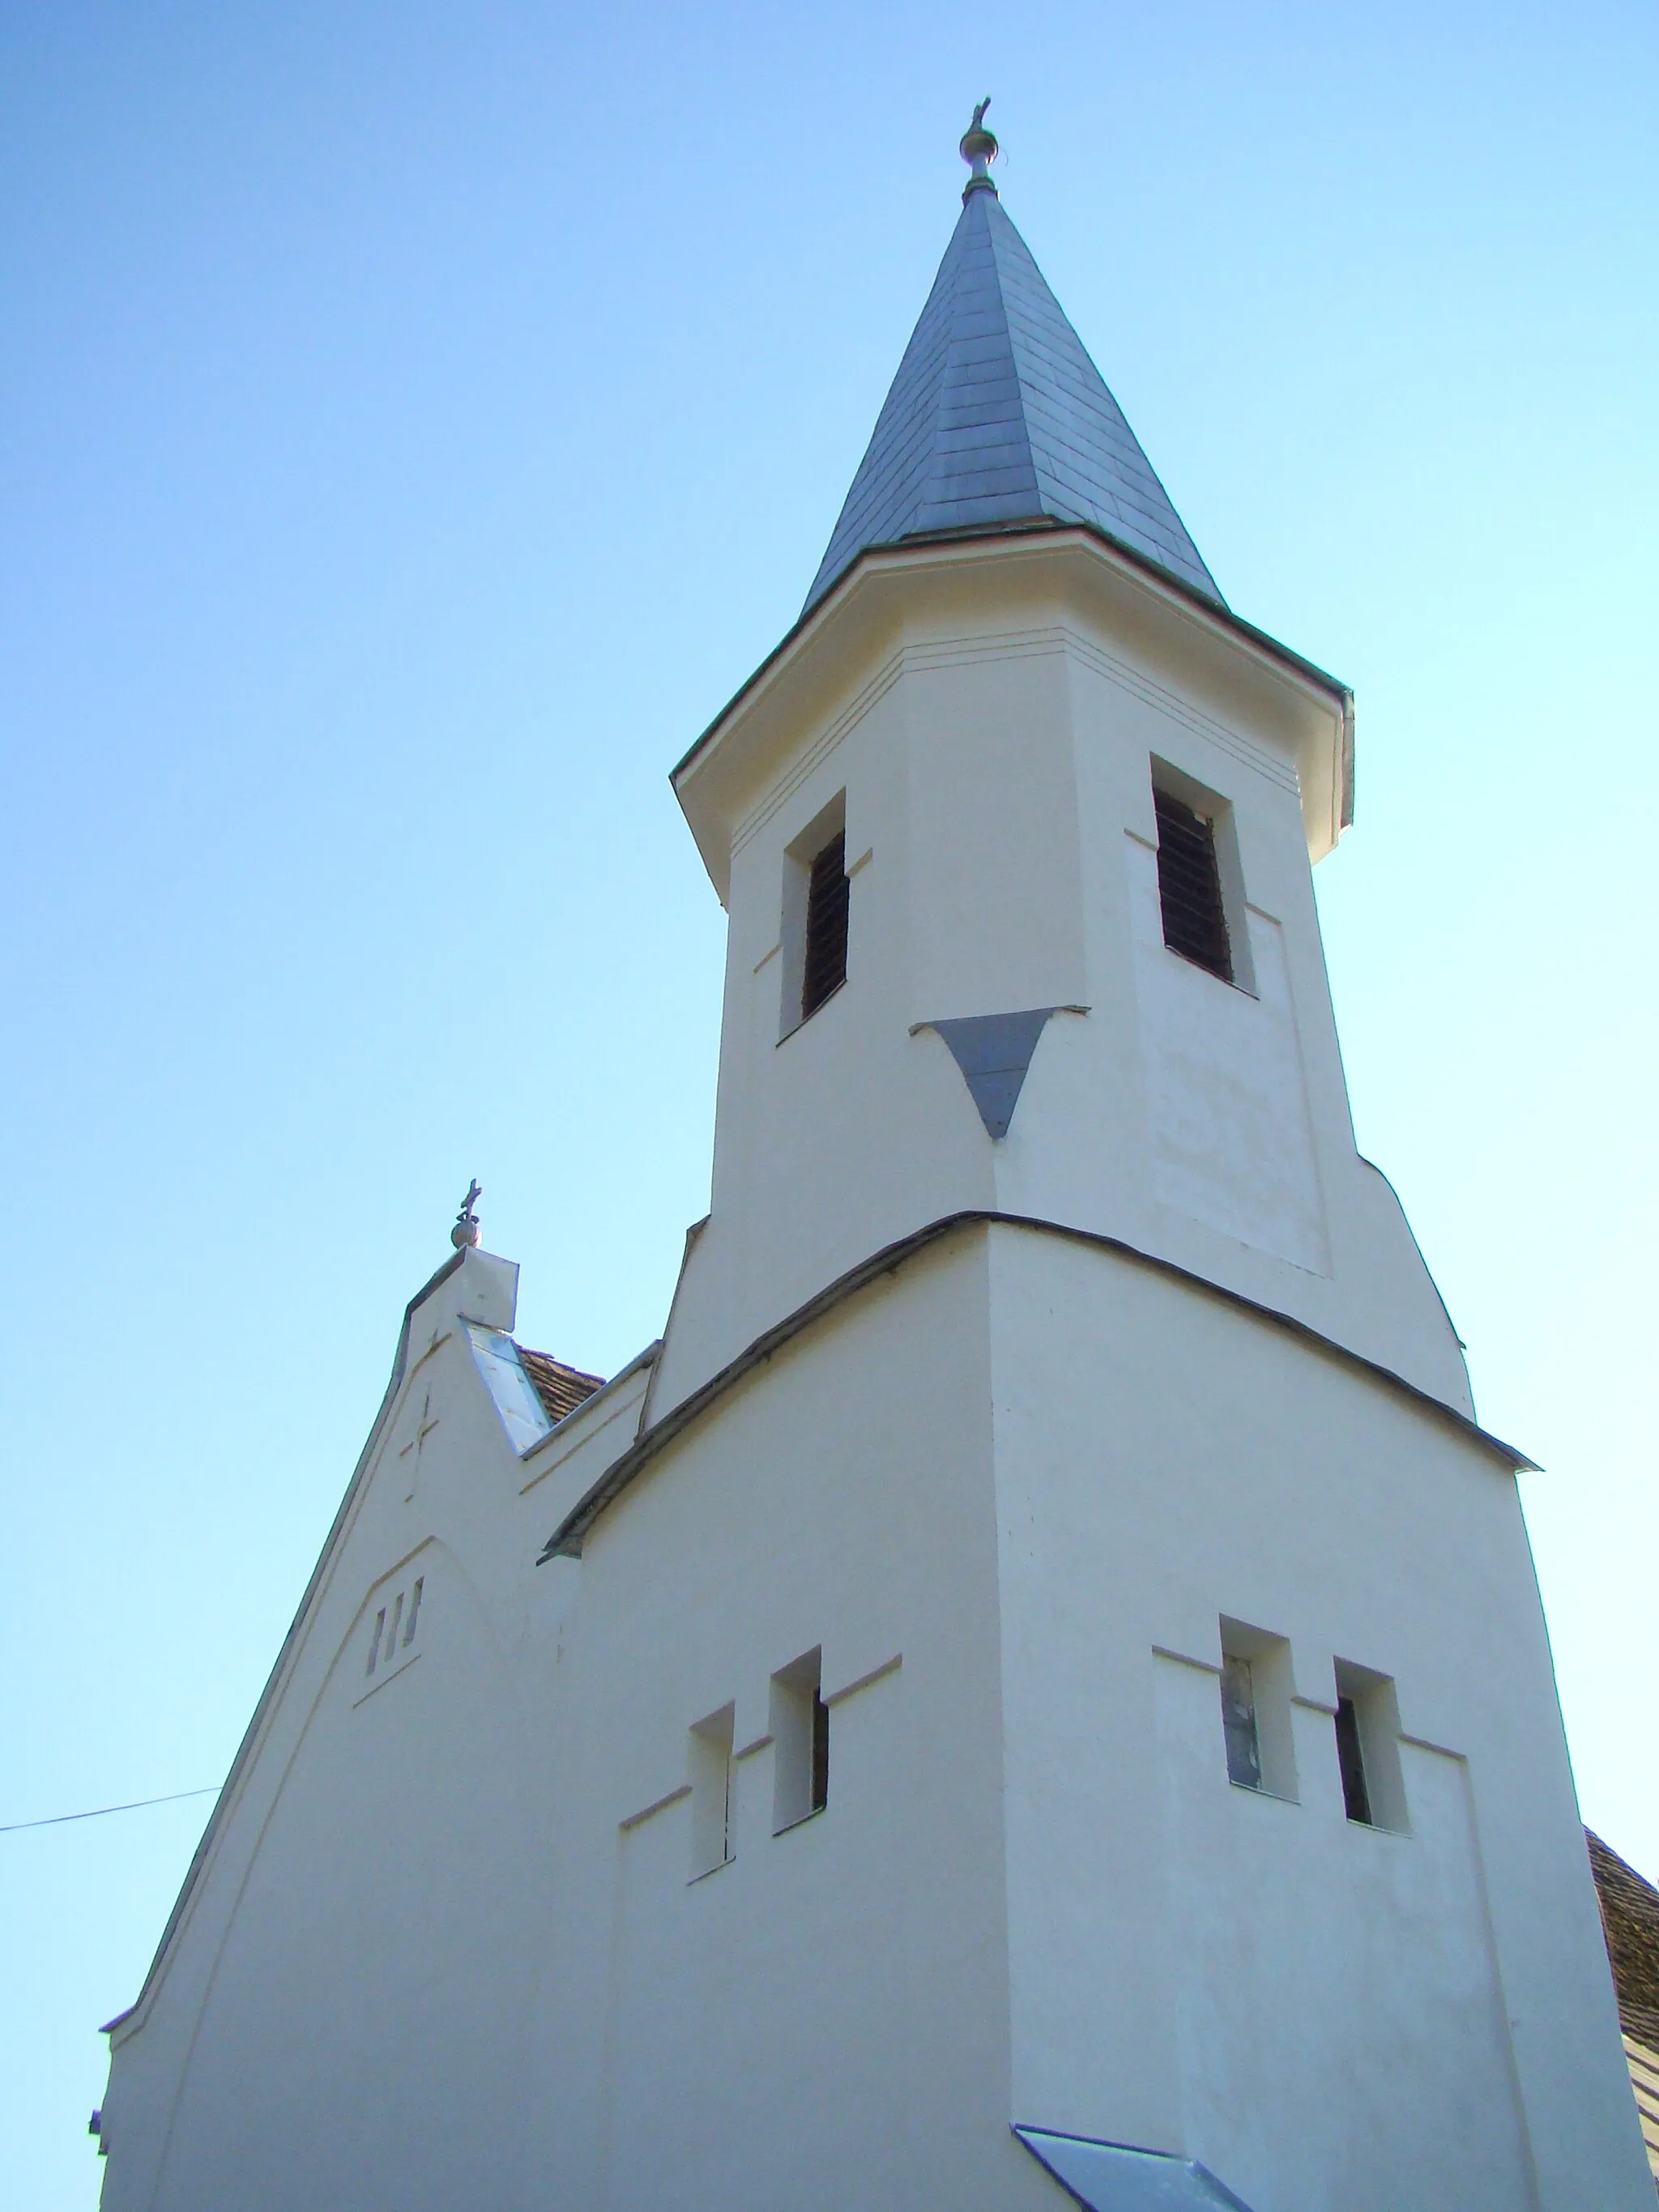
918;1007;1081;1138
1013;2125;1256;2211
517;1340;660;1467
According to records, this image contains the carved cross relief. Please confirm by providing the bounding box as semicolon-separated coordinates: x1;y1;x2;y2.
397;1390;441;1502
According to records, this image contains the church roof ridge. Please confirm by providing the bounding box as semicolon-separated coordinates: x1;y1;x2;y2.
803;126;1222;616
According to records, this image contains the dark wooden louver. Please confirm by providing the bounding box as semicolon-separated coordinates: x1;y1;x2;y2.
1153;788;1232;983
801;830;850;1019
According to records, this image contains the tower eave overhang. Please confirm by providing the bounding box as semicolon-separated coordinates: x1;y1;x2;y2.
673;522;1355;906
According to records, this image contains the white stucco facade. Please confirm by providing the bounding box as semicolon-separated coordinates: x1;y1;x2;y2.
656;533;1465;1426
94;222;1652;2212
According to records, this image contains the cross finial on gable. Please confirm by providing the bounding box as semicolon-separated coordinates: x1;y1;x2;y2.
451;1179;483;1250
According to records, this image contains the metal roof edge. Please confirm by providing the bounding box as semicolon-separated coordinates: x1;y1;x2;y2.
516;1338;661;1467
672;522;1351;793
539;1211;1533;1564
635;1216;710;1436
103;1247;471;2043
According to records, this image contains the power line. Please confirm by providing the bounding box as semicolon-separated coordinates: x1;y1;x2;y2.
0;1786;220;1835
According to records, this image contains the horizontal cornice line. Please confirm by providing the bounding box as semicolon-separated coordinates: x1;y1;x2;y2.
723;610;1302;869
672;524;1351;794
1060;625;1301;795
539;1212;1534;1565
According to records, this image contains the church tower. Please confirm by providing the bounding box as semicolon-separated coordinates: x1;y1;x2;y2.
581;112;1650;2210
653;114;1452;1422
93;114;1652;2212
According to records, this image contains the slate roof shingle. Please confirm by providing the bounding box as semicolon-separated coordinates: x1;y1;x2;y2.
804;184;1222;616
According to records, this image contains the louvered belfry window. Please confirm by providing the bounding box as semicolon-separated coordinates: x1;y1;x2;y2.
800;830;850;1020
1154;787;1233;983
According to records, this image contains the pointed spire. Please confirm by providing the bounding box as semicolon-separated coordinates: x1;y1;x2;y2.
803;126;1222;616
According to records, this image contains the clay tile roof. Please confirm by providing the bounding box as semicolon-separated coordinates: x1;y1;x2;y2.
515;1345;605;1428
1589;1828;1659;2051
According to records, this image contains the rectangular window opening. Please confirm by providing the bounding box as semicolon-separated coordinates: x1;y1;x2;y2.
1218;1617;1299;1800
1333;1660;1408;1831
1220;1653;1262;1789
801;831;849;1021
771;1648;829;1832
779;794;850;1040
811;1686;830;1815
1154;786;1232;982
1334;1696;1371;1824
689;1705;735;1877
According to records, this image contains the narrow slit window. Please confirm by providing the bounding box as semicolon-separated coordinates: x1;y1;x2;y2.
1331;1662;1407;1830
1218;1618;1299;1799
358;1572;427;1700
689;1706;736;1877
1154;786;1232;982
800;831;849;1020
771;1649;829;1831
1334;1696;1372;1825
811;1686;830;1815
1220;1654;1262;1789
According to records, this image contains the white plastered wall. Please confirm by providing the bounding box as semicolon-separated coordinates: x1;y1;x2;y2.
99;1240;1062;2212
96;1251;623;2212
520;1234;1060;2212
96;1220;1650;2211
96;523;1649;2212
984;1221;1653;2211
657;534;1473;1423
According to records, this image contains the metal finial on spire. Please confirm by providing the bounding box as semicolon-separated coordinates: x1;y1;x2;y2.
451;1179;483;1251
960;97;998;200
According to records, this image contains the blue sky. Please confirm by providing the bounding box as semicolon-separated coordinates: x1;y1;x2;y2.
3;2;1656;2200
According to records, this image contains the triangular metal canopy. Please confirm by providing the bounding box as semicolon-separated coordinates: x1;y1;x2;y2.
804;177;1223;616
921;1008;1072;1140
1013;2125;1256;2211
